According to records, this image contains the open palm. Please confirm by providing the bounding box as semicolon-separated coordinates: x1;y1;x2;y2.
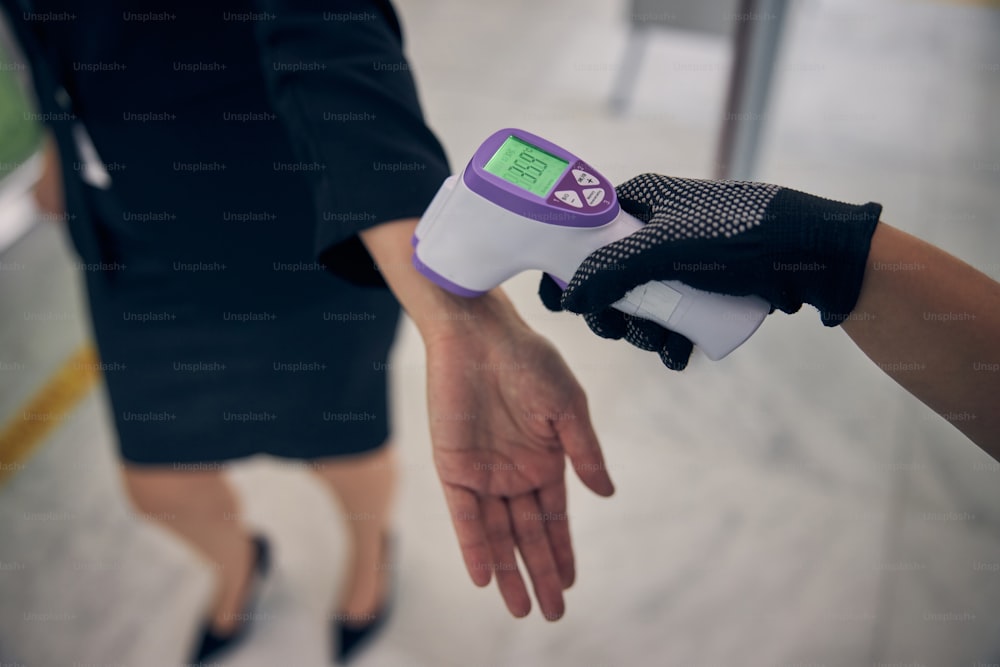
426;326;614;620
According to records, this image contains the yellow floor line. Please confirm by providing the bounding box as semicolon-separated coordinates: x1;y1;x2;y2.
0;343;100;487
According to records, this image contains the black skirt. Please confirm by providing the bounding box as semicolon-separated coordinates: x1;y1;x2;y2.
19;0;451;464
79;180;402;465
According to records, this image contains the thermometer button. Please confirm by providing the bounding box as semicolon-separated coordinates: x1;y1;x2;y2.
572;169;599;186
582;187;605;206
555;190;583;208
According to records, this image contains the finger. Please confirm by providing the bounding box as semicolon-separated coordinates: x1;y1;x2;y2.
622;314;668;352
613;177;655;222
775;300;803;315
509;494;566;621
481;496;531;617
621;314;694;371
557;397;615;497
583;309;627;340
561;247;642;314
538;482;575;589
658;330;694;371
537;274;565;312
441;485;491;587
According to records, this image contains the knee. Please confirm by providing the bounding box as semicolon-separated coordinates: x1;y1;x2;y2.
122;466;235;519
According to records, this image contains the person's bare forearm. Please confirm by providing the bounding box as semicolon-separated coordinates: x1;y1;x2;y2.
841;223;1000;456
358;218;524;346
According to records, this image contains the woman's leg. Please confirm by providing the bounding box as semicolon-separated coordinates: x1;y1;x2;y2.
122;466;254;634
310;443;397;620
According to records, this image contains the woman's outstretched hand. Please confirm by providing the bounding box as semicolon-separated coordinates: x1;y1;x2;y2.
425;315;614;620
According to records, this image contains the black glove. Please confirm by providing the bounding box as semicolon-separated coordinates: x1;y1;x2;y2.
539;173;881;370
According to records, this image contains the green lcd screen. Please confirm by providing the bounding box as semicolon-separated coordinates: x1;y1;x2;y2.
483;136;569;198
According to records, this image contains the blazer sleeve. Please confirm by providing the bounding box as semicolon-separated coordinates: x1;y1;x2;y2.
250;0;450;286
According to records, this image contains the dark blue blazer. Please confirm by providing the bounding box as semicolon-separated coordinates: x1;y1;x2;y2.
1;0;450;285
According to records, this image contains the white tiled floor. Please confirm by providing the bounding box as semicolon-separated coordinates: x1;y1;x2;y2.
1;0;998;665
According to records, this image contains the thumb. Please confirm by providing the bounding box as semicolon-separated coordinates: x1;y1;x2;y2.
557;398;614;497
537;273;566;312
563;231;723;315
560;239;664;315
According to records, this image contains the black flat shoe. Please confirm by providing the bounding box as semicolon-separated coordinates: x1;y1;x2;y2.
333;534;396;664
191;534;271;662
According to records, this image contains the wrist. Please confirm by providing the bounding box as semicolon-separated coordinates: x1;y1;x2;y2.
767;189;881;325
358;218;526;348
813;203;881;326
418;288;525;351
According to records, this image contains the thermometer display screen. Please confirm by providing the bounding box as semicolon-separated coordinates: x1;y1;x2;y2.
483;136;568;198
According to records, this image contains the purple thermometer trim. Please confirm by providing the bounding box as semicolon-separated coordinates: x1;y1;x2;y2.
548;274;569;290
464;128;619;228
412;249;487;297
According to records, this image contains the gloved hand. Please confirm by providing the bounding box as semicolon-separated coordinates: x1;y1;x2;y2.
539;173;882;370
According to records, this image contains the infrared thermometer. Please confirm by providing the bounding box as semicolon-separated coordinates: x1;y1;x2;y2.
412;128;770;360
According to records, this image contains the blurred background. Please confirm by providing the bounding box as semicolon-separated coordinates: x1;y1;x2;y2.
1;0;998;665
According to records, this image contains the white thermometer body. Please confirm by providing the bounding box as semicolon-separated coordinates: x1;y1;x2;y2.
412;129;769;360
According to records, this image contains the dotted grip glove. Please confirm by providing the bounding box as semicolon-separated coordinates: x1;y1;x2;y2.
539;173;882;370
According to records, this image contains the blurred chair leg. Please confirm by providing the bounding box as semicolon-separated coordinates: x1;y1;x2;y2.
609;25;651;115
716;0;790;180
